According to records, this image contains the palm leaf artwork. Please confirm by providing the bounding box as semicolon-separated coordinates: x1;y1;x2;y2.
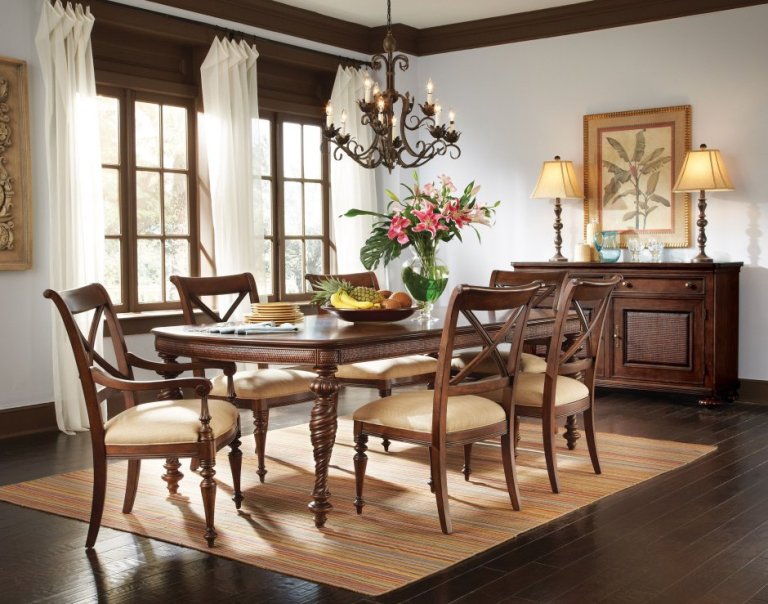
602;129;672;230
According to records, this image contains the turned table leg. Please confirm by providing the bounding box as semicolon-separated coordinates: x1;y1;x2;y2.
308;364;339;528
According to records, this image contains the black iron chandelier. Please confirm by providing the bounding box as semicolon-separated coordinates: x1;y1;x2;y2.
322;0;461;172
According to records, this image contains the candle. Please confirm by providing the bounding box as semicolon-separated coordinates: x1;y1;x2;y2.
574;242;592;262
364;74;372;103
391;116;397;140
340;109;347;134
377;98;384;123
434;103;442;126
448;108;455;132
372;83;380;97
585;220;600;262
426;78;434;104
325;102;332;127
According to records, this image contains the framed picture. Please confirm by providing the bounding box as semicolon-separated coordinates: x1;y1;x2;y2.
583;105;691;248
0;56;32;270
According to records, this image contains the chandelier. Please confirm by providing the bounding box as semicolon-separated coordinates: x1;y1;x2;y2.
322;0;461;172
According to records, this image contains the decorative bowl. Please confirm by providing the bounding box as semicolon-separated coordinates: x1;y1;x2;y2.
323;305;417;323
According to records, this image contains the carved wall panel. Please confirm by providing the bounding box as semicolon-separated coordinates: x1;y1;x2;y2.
0;56;32;270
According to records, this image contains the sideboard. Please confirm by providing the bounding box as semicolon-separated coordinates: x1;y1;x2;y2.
511;261;742;405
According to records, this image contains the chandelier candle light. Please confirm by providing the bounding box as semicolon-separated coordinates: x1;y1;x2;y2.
672;143;734;263
322;0;460;172
530;156;584;262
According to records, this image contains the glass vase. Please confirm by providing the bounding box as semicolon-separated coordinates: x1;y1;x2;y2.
401;248;449;321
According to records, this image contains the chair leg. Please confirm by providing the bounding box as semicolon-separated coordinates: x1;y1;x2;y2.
583;408;601;475
462;443;472;481
381;437;391;452
429;445;452;534
252;402;269;483
514;415;520;457
542;415;561;494
198;455;218;547
353;429;369;514
229;432;244;509
86;457;107;549
501;429;521;511
378;389;391;452
564;414;581;450
161;457;183;495
122;459;141;513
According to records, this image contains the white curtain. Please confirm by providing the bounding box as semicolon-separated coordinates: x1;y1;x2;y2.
200;38;263;303
329;66;378;274
36;0;104;433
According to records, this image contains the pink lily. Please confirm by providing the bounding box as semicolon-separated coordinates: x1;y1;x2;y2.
412;202;448;238
387;213;412;244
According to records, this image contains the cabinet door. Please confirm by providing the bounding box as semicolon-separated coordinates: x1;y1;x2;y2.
611;297;705;385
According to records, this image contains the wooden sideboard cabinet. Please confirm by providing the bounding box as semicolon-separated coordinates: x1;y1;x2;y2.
511;261;742;405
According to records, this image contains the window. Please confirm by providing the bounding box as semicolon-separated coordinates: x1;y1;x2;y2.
258;112;331;300
97;89;198;312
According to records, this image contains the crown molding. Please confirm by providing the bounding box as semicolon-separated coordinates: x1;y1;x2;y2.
144;0;768;56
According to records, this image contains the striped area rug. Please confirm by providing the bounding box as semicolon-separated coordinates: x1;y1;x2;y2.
0;418;714;596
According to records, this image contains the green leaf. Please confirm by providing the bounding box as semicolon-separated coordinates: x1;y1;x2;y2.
641;147;665;166
623;210;640;221
359;231;403;270
606;137;630;162
384;188;400;203
603;177;623;204
646;171;660;195
649;194;671;207
343;208;389;219
640;156;671;175
646;205;658;216
632;130;646;162
603;160;629;178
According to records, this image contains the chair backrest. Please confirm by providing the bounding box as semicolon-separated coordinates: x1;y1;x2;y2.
490;269;569;310
432;282;541;438
170;273;259;325
43;283;134;440
544;275;622;390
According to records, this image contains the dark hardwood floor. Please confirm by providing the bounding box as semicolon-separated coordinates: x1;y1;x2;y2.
2;388;768;603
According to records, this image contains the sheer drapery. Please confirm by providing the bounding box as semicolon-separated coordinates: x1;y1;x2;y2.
36;0;104;433
200;38;264;305
329;66;378;274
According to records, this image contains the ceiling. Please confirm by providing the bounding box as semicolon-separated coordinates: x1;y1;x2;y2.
272;0;589;29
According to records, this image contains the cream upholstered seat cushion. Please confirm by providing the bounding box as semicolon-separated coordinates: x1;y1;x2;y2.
484;372;589;407
336;355;437;380
104;399;239;446
352;390;506;434
451;347;548;374
210;368;315;399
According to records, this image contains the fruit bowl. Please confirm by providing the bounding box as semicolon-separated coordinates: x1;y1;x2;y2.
322;305;417;323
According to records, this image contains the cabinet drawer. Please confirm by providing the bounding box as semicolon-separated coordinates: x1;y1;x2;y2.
615;277;705;296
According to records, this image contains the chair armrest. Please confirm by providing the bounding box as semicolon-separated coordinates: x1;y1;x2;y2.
126;352;236;376
91;366;213;397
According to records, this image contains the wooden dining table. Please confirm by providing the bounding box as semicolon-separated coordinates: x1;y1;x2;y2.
153;307;560;528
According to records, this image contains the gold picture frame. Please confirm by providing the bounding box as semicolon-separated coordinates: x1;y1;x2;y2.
583;105;691;248
0;56;32;270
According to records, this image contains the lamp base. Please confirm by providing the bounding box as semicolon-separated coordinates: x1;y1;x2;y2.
549;253;568;262
691;254;714;263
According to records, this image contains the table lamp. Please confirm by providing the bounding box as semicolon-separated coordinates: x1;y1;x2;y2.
673;144;733;263
531;155;583;262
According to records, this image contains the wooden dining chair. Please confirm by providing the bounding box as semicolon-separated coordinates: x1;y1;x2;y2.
487;275;622;493
44;283;243;548
170;273;316;483
351;281;541;534
451;269;569;376
306;271;438;450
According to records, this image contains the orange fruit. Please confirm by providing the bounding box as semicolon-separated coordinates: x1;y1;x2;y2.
390;291;412;308
381;298;402;309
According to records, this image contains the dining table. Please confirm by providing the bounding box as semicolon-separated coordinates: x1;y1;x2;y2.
153;307;562;528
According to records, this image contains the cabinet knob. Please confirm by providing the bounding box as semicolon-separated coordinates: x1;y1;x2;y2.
621;280;632;288
685;282;697;290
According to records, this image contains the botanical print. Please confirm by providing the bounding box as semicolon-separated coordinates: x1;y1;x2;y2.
584;106;690;248
0;76;14;251
599;123;674;232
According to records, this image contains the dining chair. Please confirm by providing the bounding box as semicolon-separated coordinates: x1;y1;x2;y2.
44;283;243;548
451;269;569;376
306;271;438;451
170;273;316;483
486;275;621;493
351;281;541;534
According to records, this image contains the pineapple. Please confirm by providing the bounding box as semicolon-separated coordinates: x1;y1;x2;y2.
311;278;352;304
349;286;383;303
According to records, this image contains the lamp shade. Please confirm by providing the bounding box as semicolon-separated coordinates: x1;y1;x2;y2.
531;156;583;199
673;144;734;192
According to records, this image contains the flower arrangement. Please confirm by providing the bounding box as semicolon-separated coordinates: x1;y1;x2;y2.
344;172;499;271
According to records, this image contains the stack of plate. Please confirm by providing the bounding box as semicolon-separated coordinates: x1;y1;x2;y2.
244;302;304;324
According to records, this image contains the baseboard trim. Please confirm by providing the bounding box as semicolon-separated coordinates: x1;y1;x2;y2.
0;402;58;440
738;380;768;404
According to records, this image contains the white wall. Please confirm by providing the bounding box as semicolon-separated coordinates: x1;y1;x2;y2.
403;5;768;381
0;0;53;410
1;2;766;414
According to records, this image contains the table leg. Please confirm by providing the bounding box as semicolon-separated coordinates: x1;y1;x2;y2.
308;364;339;528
